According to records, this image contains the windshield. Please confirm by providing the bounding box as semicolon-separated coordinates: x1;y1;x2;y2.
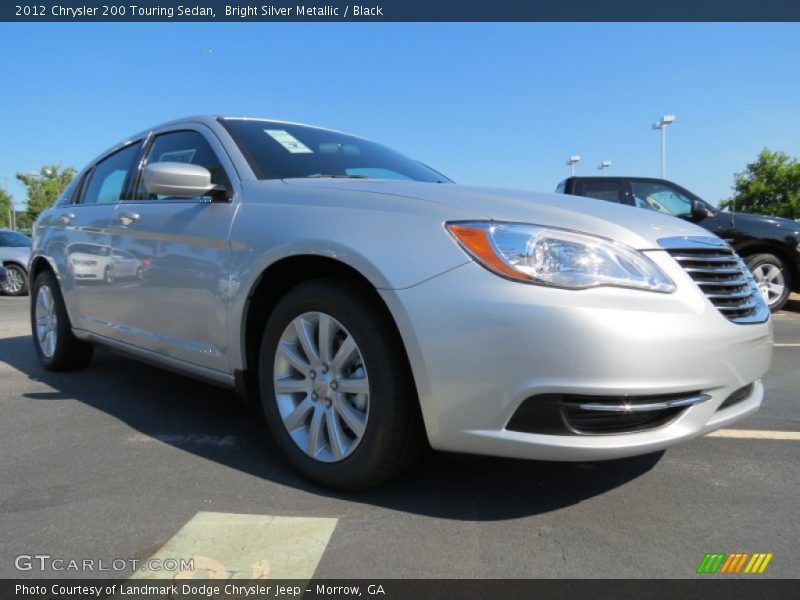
630;181;700;217
0;231;31;248
220;118;451;183
68;243;110;256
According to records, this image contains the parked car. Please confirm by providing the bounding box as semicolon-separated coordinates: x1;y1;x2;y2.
29;116;772;489
0;265;8;288
67;243;143;283
0;229;32;296
556;176;800;311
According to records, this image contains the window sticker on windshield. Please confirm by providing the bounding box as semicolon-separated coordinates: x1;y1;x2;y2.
265;129;313;154
158;149;196;164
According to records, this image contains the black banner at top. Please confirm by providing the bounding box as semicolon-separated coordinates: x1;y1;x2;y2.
3;0;800;22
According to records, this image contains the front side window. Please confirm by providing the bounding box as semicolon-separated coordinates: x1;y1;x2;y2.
79;143;142;205
136;130;230;200
579;180;621;202
220;118;451;183
0;231;32;247
630;181;693;216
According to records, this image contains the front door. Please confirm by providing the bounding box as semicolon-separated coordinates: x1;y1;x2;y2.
106;127;238;373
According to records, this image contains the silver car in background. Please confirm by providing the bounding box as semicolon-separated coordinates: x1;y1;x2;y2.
1;229;32;296
29;116;772;489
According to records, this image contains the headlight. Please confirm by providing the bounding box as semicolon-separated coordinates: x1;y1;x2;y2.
446;221;675;293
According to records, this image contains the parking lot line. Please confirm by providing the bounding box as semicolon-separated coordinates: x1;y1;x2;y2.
773;343;800;347
132;512;337;579
706;429;800;441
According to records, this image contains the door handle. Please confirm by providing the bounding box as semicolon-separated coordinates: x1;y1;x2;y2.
114;211;140;226
59;213;76;224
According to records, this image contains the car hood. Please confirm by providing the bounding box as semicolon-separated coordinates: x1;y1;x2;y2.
725;211;800;234
283;179;715;250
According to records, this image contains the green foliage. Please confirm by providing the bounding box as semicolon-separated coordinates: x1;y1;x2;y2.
16;165;76;222
720;149;800;218
14;212;34;232
0;188;11;229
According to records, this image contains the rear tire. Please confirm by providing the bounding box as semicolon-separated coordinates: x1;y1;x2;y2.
31;270;94;371
3;264;28;296
258;279;423;490
746;253;791;312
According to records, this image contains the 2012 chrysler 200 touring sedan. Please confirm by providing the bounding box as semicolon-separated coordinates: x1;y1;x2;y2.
29;116;772;489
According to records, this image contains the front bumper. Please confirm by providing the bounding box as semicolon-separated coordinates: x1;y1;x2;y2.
384;254;772;461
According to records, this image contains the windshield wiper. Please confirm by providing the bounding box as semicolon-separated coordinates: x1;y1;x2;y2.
306;173;371;179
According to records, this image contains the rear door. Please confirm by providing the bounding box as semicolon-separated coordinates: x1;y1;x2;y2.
44;142;143;335
105;125;238;373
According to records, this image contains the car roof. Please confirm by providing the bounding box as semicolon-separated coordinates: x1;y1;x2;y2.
568;175;674;182
128;115;350;140
90;115;357;171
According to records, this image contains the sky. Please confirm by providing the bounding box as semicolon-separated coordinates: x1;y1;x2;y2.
1;22;799;209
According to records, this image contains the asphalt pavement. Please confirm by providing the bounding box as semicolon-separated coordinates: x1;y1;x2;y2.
0;295;798;579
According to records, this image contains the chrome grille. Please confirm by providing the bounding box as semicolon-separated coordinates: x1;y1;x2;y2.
659;236;768;324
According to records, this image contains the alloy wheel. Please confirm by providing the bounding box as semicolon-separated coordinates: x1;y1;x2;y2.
273;311;370;463
4;267;24;294
35;284;58;358
752;263;785;307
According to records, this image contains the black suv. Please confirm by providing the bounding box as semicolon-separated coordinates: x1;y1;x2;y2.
557;176;800;311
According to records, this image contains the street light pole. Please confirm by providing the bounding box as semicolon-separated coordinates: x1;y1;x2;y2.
652;115;675;179
597;160;612;176
566;155;581;176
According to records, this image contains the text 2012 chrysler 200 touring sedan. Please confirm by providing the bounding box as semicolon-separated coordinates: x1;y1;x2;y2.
29;116;772;489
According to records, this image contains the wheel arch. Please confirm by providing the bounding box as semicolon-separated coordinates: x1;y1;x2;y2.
237;255;425;424
2;258;29;273
28;255;57;281
736;242;798;291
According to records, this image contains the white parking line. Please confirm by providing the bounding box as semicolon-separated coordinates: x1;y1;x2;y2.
706;429;800;441
773;343;800;347
132;512;338;580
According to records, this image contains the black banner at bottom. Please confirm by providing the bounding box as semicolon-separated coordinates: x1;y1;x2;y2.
3;579;800;600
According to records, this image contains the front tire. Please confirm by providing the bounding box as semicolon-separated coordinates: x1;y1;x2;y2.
746;253;791;312
258;279;423;490
3;264;28;296
31;270;94;371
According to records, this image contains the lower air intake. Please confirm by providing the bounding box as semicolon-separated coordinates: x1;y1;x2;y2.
507;392;711;436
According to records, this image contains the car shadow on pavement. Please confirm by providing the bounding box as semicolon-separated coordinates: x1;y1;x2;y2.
1;334;663;522
783;295;800;313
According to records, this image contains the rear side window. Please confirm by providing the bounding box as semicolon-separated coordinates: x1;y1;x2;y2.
578;180;622;203
79;143;142;205
135;130;230;200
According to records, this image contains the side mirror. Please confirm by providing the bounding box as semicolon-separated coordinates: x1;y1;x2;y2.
143;162;222;199
691;198;712;220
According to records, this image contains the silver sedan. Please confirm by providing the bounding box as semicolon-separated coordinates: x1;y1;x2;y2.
1;229;31;296
29;116;772;489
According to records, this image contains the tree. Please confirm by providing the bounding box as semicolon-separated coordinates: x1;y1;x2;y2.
16;165;76;222
720;149;800;218
0;188;11;229
15;211;34;232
